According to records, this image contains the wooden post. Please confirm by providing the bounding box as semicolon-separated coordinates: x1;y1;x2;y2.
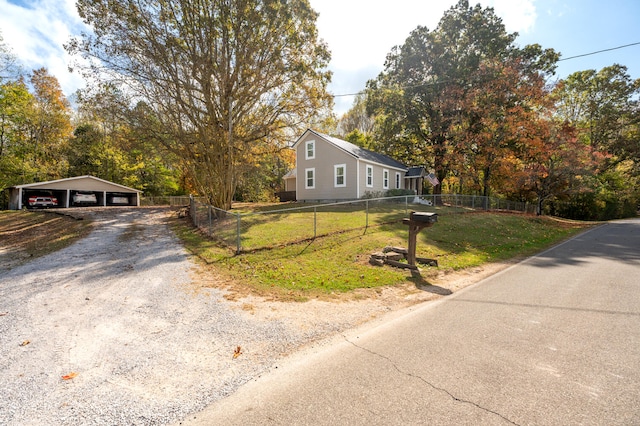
407;223;419;265
402;211;437;267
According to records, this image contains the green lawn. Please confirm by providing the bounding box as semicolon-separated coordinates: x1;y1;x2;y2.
204;200;470;251
173;210;593;300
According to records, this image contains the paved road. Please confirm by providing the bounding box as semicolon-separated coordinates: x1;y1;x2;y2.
181;219;640;425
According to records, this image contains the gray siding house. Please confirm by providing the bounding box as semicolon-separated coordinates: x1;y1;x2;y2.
291;129;409;201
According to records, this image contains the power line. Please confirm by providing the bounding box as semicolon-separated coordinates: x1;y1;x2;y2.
558;41;640;61
331;41;640;99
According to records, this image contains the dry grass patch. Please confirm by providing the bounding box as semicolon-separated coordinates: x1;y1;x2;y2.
0;210;93;272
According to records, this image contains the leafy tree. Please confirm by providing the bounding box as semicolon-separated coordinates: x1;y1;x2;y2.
553;65;640;170
67;0;332;210
24;68;73;181
336;93;374;138
344;128;374;150
552;65;640;218
0;79;34;193
454;52;555;196
366;0;557;196
71;88;185;195
0;31;23;82
0;68;72;189
508;120;595;214
0;80;32;160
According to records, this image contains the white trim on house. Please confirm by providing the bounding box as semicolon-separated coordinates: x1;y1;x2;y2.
366;165;373;187
356;159;361;198
305;167;315;189
305;140;315;160
334;164;346;188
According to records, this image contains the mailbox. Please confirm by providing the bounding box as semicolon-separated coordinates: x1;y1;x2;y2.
402;211;438;267
410;211;438;224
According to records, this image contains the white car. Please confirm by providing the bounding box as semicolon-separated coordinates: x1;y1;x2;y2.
110;196;129;204
73;192;97;205
28;195;58;208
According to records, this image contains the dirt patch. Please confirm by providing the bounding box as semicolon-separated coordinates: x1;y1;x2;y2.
0;210;92;272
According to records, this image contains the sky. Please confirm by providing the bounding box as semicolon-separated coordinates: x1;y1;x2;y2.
1;0;639;115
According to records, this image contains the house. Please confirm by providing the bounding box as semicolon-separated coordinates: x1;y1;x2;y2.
288;129;424;202
6;175;142;210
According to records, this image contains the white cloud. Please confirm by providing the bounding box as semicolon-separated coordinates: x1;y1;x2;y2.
0;0;87;95
312;0;455;71
1;0;544;115
313;0;542;114
486;0;538;34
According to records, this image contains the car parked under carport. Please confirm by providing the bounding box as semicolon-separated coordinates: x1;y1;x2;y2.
6;175;142;210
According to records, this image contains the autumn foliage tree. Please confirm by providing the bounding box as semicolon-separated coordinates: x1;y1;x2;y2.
366;0;558;196
26;68;74;181
453;51;555;197
552;65;640;218
67;0;332;209
0;65;72;193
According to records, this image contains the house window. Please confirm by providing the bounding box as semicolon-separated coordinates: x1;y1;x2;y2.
395;172;401;189
366;165;373;187
334;164;346;187
383;169;389;189
305;168;315;189
305;140;315;160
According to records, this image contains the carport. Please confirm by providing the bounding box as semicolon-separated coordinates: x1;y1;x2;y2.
7;175;142;210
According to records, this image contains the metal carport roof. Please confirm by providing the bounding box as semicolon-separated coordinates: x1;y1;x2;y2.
7;175;142;210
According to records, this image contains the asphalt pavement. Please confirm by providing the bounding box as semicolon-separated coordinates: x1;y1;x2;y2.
178;218;640;425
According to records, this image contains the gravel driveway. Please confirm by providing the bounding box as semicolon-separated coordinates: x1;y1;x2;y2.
1;207;440;425
0;208;495;425
0;208;450;425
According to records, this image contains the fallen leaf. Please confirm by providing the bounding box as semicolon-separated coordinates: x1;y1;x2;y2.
61;372;78;380
0;312;8;316
233;346;242;359
19;340;30;346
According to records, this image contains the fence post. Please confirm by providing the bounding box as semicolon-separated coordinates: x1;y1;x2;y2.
365;199;369;229
314;206;317;238
189;195;196;226
236;213;241;254
208;205;212;236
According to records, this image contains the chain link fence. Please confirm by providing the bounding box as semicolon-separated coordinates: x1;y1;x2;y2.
189;194;536;254
140;196;192;206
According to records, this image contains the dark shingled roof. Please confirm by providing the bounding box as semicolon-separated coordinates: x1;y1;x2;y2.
308;129;407;171
406;166;426;178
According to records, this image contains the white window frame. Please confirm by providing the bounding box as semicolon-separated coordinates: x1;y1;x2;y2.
383;169;389;189
395;172;401;189
334;164;346;188
366;165;373;187
305;167;315;189
305;140;315;160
